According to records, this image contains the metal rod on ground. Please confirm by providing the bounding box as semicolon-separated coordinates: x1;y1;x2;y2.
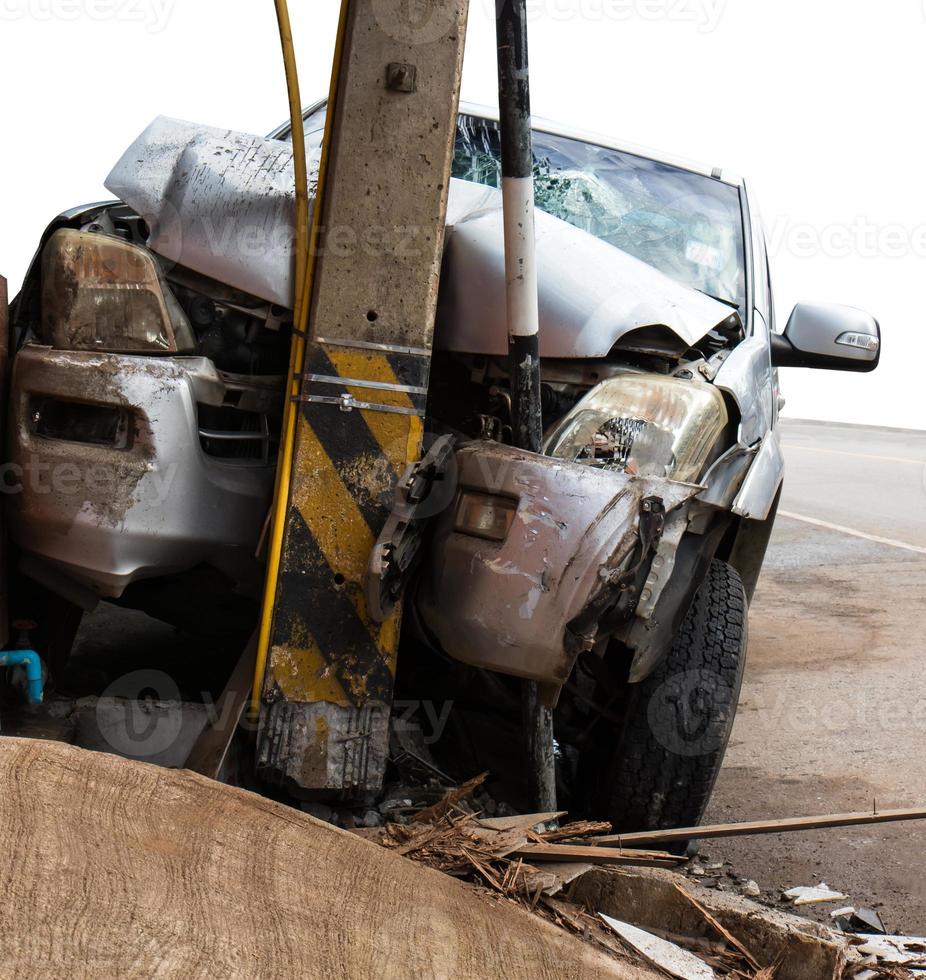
495;0;556;812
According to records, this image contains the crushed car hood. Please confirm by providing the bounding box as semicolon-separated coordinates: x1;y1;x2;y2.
106;116;736;358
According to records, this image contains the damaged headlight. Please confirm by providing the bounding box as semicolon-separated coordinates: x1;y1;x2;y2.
543;374;728;483
42;228;194;354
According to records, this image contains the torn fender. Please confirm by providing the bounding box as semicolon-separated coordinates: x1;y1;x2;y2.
415;441;700;689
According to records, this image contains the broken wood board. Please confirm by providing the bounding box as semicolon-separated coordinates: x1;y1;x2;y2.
589;807;926;848
600;915;717;980
476;811;567;832
670;882;762;972
0;739;660;979
784;884;849;907
854;934;926;966
522;863;595;898
569;867;850;980
511;842;683;868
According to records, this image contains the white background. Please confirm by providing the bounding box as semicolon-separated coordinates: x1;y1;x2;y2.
0;0;919;428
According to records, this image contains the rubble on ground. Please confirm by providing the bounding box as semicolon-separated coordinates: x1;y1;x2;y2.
364;776;926;980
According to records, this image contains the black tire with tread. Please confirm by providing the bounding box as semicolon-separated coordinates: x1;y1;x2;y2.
585;559;748;834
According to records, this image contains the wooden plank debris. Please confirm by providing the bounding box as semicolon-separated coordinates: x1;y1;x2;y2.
510;843;683;868
520;862;595;898
671;883;763;972
413;772;488;824
599;914;718;980
783;884;849;907
476;811;567;832
185;633;257;778
588;806;926;848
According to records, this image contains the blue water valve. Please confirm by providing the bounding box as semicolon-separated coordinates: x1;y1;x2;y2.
0;650;45;705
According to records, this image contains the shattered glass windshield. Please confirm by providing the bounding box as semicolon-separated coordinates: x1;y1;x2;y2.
292;106;746;317
453;115;746;317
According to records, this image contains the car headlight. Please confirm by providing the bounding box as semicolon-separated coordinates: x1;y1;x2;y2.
543;374;728;483
42;228;194;354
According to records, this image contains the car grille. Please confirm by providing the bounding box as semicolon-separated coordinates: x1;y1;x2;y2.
197;403;276;465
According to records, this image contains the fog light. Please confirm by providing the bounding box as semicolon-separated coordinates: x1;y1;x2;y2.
454;492;517;542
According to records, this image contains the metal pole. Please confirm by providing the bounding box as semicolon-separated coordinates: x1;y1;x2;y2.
495;0;557;813
495;0;543;453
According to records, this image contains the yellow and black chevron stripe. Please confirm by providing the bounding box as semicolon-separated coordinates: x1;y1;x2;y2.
262;339;429;713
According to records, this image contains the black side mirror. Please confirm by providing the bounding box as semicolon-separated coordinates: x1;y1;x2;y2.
771;303;880;373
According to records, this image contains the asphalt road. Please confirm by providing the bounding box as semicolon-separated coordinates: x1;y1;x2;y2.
705;418;926;934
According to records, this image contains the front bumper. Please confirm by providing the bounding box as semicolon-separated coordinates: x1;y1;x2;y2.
415;441;700;688
7;345;277;597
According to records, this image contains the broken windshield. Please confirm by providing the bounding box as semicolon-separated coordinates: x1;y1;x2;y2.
454;115;746;318
293;105;746;318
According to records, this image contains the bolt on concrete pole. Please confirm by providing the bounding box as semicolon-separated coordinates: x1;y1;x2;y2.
495;0;557;813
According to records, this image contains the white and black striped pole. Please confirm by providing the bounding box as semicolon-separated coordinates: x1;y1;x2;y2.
496;0;543;453
496;0;557;812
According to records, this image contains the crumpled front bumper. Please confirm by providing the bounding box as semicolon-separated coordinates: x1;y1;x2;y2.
415;441;700;689
7;345;277;597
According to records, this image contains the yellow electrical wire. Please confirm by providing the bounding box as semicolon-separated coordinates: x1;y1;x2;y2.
251;0;351;718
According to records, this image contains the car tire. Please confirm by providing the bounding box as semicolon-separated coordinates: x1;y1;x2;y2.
582;558;748;837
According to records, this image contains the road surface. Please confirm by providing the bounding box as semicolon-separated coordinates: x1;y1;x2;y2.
706;418;926;934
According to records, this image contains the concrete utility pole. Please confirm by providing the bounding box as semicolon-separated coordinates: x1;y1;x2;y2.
495;0;557;812
255;0;469;798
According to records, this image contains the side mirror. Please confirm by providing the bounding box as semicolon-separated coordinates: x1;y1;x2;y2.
771;303;880;372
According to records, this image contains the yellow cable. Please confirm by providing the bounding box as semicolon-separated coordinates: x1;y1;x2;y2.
251;0;351;719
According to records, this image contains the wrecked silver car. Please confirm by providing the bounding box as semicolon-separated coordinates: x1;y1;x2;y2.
4;102;880;831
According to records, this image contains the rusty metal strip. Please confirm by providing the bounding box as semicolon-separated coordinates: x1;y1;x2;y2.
316;335;432;357
299;373;428;396
299;394;425;417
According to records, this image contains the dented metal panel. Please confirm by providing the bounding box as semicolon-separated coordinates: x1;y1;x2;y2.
416;441;700;688
106;118;314;309
106;117;736;358
733;430;785;521
7;345;275;596
713;334;775;447
438;180;739;358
